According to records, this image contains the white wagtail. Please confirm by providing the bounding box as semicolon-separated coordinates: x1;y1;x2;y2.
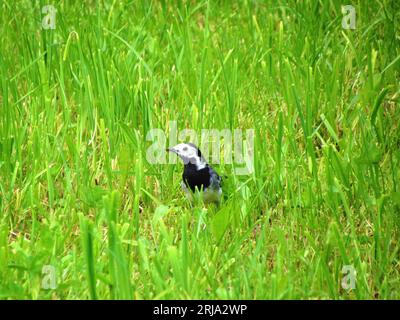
167;143;222;204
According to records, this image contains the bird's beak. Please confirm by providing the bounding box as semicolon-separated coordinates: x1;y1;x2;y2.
166;147;175;153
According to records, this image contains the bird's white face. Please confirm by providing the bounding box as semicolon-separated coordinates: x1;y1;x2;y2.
167;143;206;168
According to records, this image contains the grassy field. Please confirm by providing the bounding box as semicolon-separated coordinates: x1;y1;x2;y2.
0;0;400;299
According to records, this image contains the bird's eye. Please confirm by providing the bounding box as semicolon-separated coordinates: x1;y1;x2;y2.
183;147;188;151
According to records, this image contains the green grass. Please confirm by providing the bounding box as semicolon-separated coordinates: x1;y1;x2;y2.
0;0;400;299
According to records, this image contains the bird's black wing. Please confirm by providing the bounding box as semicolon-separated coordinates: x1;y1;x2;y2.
208;166;222;190
183;165;211;192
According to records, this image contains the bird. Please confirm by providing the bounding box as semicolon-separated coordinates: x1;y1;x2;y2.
167;143;222;204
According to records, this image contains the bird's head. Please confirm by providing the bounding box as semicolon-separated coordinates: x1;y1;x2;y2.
167;143;206;168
